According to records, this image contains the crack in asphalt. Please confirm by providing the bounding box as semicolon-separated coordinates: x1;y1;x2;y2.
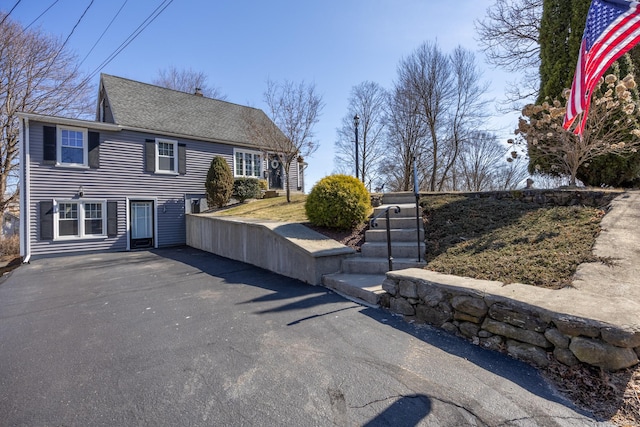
348;393;422;409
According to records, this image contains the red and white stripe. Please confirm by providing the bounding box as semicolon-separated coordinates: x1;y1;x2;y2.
563;0;640;136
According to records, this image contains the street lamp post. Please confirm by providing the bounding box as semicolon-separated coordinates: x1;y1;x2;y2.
354;114;360;181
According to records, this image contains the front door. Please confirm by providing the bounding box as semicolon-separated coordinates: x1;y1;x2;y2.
130;200;154;249
268;154;283;189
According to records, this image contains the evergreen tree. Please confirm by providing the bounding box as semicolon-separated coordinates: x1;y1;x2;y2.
205;156;234;208
537;0;574;102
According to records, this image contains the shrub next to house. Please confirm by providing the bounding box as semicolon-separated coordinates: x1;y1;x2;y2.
233;178;262;203
206;156;234;208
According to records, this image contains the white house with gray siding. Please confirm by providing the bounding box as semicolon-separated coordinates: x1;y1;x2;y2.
18;74;304;260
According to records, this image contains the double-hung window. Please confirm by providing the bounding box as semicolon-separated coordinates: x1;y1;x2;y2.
54;200;106;239
156;139;178;174
57;126;88;167
234;149;262;178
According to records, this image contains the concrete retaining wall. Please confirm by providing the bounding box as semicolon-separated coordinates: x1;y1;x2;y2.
186;214;355;285
380;269;640;371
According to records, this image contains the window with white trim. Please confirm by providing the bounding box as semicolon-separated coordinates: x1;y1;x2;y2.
234;149;262;178
57;126;88;166
54;200;106;239
156;138;178;173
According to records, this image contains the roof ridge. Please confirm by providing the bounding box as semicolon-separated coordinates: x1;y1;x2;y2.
99;73;266;113
98;73;284;147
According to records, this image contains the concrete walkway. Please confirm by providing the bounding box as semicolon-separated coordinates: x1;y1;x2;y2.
573;190;640;303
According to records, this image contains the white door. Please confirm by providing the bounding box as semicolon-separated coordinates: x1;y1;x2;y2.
130;201;154;249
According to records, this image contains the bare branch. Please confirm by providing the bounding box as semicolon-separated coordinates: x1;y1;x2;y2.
153;66;227;100
247;79;323;202
0;13;94;213
333;81;387;190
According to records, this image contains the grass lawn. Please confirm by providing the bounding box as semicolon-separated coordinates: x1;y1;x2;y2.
421;195;607;289
212;194;308;222
212;193;608;289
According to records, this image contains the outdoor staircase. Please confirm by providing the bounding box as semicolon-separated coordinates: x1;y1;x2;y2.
322;192;426;306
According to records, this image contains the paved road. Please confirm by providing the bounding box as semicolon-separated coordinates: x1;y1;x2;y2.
0;248;610;426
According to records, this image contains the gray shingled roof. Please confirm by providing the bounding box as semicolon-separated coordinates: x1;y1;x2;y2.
100;74;275;146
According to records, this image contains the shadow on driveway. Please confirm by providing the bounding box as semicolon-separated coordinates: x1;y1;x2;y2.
156;247;590;416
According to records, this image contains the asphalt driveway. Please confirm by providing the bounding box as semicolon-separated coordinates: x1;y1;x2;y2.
0;247;610;426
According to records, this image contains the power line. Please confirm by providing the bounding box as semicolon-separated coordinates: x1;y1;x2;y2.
31;0;96;101
21;0;60;33
0;0;22;27
83;0;175;83
59;0;95;54
77;0;128;69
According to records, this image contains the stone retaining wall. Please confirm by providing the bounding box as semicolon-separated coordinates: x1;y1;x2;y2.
380;269;640;371
418;188;623;207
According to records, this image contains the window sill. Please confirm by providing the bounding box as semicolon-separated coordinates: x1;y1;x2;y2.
154;170;179;176
55;163;90;169
54;235;108;241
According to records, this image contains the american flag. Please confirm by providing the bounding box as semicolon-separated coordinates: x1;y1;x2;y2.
563;0;640;136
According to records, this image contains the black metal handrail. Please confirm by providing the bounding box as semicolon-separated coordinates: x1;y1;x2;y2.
369;205;401;271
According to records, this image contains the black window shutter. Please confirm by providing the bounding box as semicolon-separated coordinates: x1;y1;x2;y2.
39;201;54;240
88;131;100;168
178;143;186;174
43;126;56;164
107;201;118;237
145;139;155;172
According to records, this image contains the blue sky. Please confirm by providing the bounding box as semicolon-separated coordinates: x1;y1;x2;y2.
7;0;518;190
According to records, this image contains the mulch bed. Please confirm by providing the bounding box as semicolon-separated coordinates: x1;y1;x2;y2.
303;222;368;252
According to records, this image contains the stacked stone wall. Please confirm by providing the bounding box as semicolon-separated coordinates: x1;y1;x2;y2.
419;188;622;208
375;189;637;371
380;274;640;371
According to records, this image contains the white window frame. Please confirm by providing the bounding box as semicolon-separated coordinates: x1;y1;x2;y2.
155;138;178;174
233;148;262;178
53;199;107;240
57;126;88;167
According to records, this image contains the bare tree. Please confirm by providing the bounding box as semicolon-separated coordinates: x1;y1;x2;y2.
153;66;227;100
458;131;507;191
333;81;387;190
251;79;323;202
378;82;427;192
475;0;543;105
1;13;93;213
395;42;490;191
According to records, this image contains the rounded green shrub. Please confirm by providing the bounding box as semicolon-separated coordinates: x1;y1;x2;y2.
205;156;234;208
305;175;371;230
233;178;262;203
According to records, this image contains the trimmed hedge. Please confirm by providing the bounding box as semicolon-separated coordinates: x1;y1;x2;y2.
305;174;371;230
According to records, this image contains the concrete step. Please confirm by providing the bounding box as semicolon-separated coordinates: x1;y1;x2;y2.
365;228;424;242
322;273;387;306
372;203;420;219
371;216;423;230
342;256;426;274
361;241;425;258
382;192;419;205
